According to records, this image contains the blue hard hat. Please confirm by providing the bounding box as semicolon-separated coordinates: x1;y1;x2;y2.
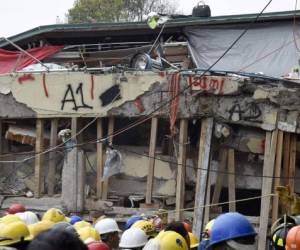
70;215;82;225
125;216;143;229
208;212;257;247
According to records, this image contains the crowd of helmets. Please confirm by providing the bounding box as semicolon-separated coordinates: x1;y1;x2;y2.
1;203;300;250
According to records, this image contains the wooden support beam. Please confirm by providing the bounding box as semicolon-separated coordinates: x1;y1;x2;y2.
272;130;283;224
34;119;44;198
289;134;297;193
227;149;236;212
193;118;213;237
212;148;227;204
96;118;104;199
283;133;291;186
146;117;158;204
48;119;58;196
102;117;114;200
175;119;188;220
258;130;278;250
204;169;212;226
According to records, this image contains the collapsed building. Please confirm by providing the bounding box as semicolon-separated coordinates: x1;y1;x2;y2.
0;10;300;249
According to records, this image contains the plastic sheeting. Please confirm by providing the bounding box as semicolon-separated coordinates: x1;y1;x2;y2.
0;46;63;74
184;21;299;77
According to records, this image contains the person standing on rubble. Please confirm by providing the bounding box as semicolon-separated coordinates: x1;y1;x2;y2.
94;218;121;250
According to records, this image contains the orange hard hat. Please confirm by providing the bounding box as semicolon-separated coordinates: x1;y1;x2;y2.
183;222;192;233
7;204;26;215
286;225;300;250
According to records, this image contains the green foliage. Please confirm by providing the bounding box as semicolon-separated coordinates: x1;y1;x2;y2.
67;0;177;23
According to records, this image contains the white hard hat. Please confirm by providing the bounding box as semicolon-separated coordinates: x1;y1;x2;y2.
119;228;148;248
94;218;121;235
16;211;39;225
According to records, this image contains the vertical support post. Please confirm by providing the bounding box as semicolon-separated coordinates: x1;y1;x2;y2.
48;118;58;196
175;119;188;220
212;148;227;204
204;170;211;226
71;117;78;138
102;117;114;200
77;149;85;212
0;119;2;156
34;119;44;198
227;149;236;212
283;133;291;186
146;117;158;204
272;130;283;224
96;118;104;199
193;118;213;237
289;134;297;193
258;130;278;250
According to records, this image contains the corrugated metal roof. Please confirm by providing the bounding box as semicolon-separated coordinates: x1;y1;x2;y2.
1;10;299;48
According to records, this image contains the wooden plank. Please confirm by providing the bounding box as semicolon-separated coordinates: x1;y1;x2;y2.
146;117;158;204
204;168;212;226
283;133;291;186
47;119;58;196
272;130;283;224
193;118;213;237
258;130;278;250
175;119;188;220
212;148;228;204
71;117;78;138
34;119;44;198
289;134;297;193
227;149;236;212
96;118;104;199
102;117;114;200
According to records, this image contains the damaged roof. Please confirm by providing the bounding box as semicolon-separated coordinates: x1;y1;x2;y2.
0;10;300;49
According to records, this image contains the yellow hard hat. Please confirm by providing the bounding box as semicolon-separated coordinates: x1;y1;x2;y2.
132;220;157;238
25;220;54;241
188;232;199;248
42;208;67;223
154;231;188;250
73;221;92;232
0;215;22;225
77;227;100;242
0;221;29;246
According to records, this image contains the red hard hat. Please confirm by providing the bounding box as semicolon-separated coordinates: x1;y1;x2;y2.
87;241;109;250
7;204;26;214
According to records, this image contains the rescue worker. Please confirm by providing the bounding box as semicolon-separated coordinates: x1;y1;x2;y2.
94;218;121;250
165;221;190;248
0;221;30;250
198;219;215;250
77;226;101;244
132;220;157;239
143;230;189;250
270;222;294;250
119;227;148;250
285;225;300;250
42;208;69;223
70;215;83;225
207;212;257;250
6;204;26;215
189;232;199;250
125;215;143;230
16;211;39;225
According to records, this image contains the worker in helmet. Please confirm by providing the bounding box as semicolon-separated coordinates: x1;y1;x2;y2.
125;215;143;230
198;219;215;250
6;204;26;215
189;232;199;250
42;208;69;223
94;218;121;250
165;221;190;248
285;225;300;250
132;220;157;239
143;230;189;250
270;222;294;250
119;227;148;250
0;221;30;250
207;212;257;250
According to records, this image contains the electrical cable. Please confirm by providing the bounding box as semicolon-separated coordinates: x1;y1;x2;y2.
0;0;273;166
